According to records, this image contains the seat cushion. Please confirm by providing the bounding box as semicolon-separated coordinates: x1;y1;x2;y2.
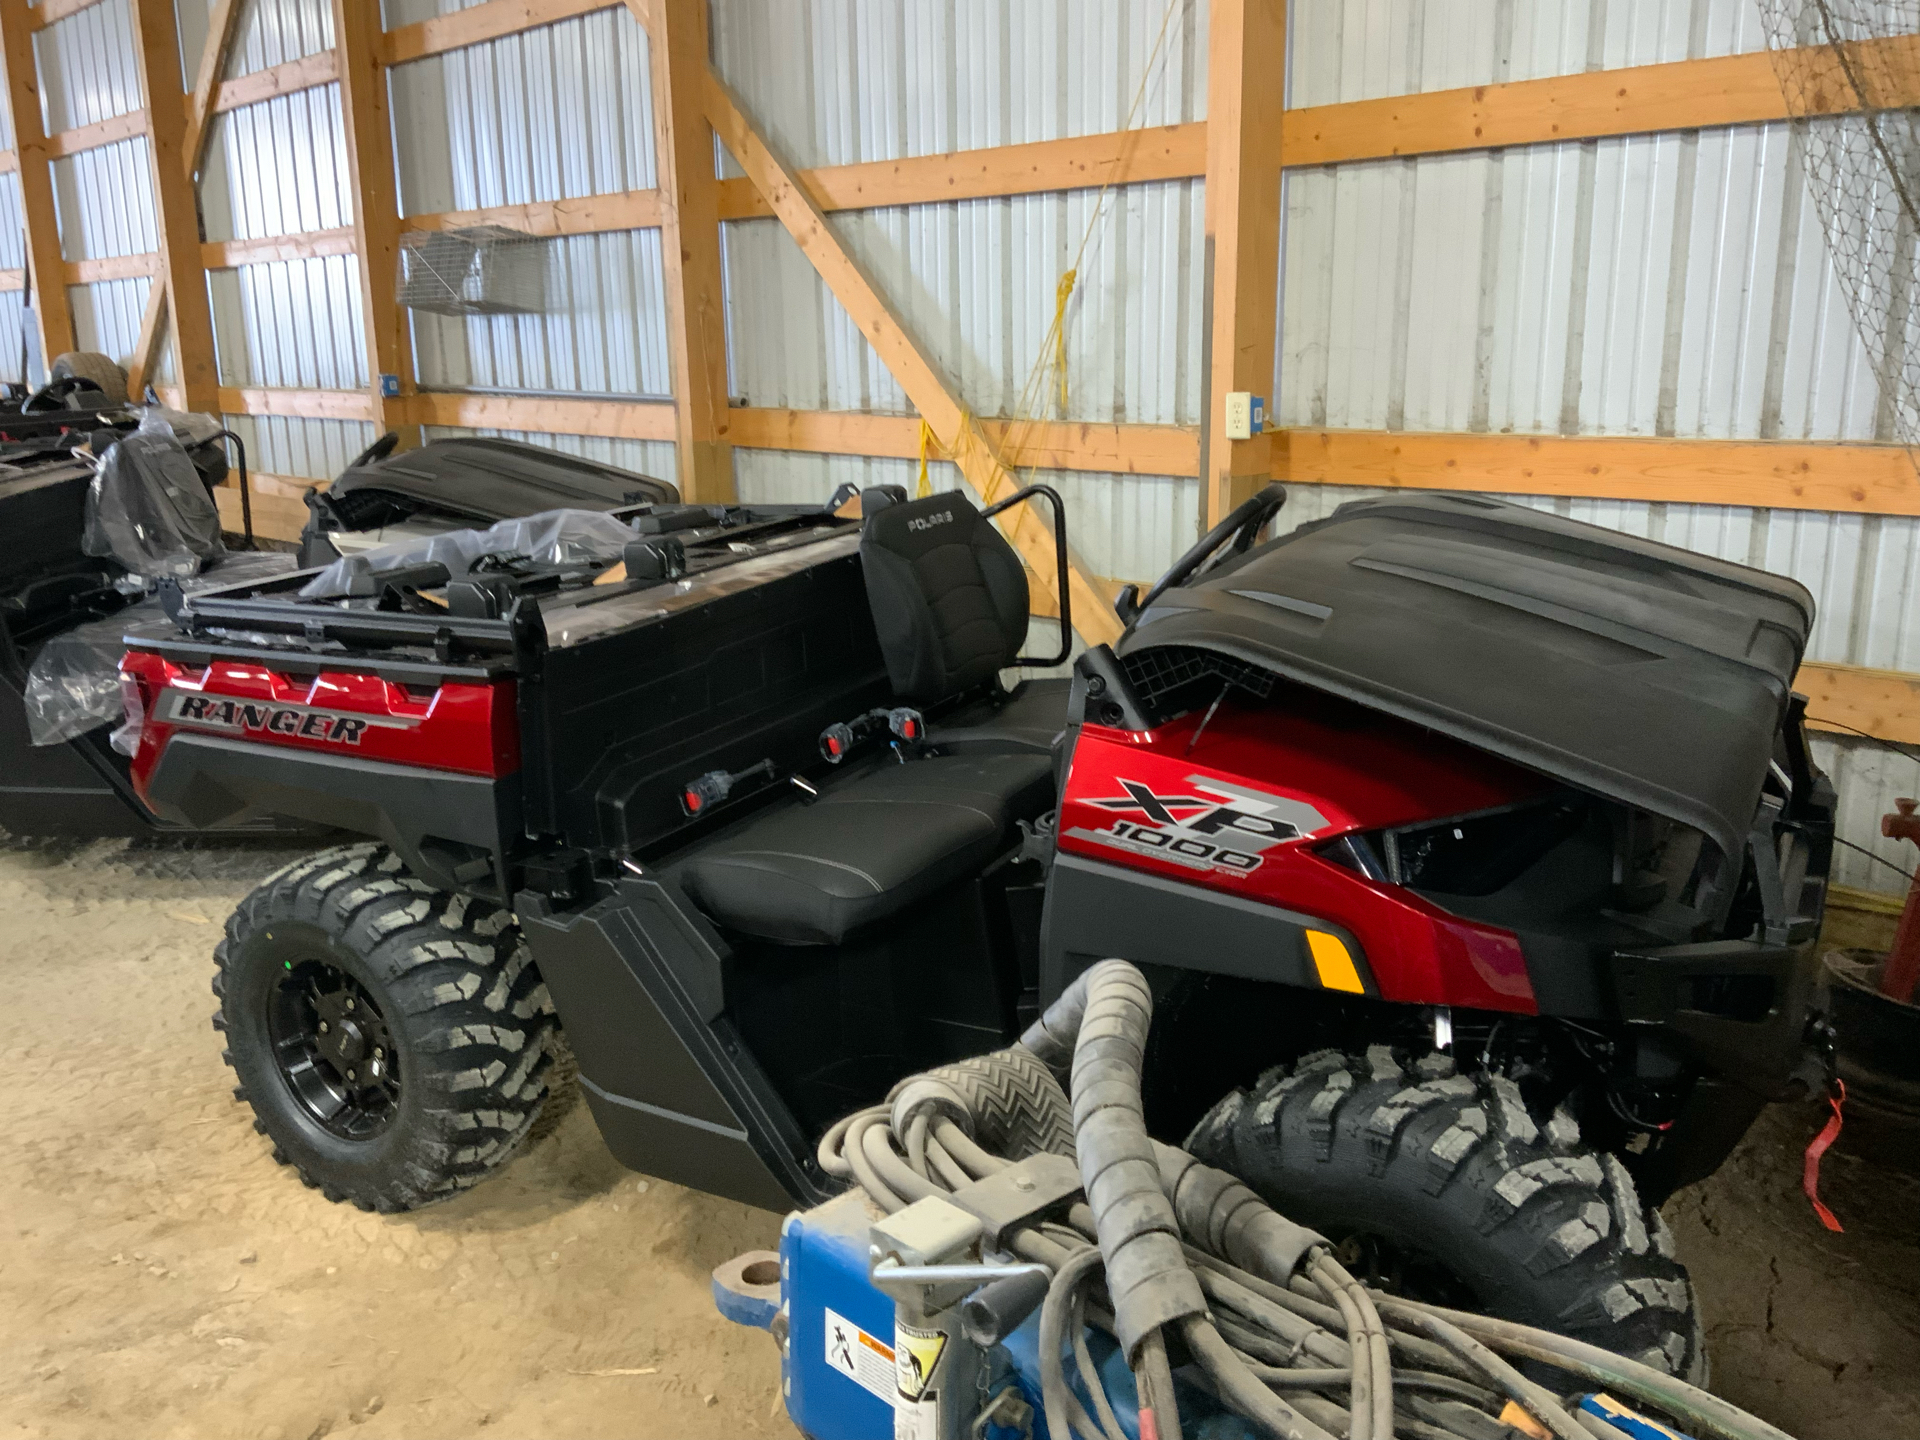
677;753;1054;945
934;677;1071;755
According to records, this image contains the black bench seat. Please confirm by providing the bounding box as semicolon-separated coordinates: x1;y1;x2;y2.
677;753;1051;946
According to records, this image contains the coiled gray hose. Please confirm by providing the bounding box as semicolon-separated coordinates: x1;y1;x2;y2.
823;961;1798;1440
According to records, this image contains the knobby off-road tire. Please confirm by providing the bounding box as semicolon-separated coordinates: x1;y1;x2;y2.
50;350;128;404
213;842;567;1211
1189;1046;1705;1382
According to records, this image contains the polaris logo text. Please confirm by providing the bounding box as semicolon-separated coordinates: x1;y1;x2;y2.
905;511;954;533
161;690;413;745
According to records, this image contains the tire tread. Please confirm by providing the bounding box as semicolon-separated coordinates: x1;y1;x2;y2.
214;842;565;1211
1190;1048;1704;1381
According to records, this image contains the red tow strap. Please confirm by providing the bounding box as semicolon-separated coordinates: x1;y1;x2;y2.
1802;1080;1847;1233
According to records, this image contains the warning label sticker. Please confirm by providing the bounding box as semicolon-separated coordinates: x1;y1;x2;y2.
894;1322;948;1402
824;1307;895;1406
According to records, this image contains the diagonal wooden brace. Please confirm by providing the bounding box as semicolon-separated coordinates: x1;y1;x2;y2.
701;71;1122;649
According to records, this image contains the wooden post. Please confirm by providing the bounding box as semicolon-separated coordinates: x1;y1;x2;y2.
633;0;734;502
0;4;74;373
125;0;220;409
706;72;1122;647
126;0;247;396
1201;0;1285;525
333;0;415;439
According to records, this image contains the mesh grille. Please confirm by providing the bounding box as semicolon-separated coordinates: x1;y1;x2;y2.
1121;645;1276;713
398;226;549;316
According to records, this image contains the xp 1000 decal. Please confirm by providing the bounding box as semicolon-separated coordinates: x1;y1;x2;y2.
1065;774;1331;876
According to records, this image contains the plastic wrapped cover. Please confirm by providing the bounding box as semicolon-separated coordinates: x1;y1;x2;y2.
300;508;636;599
23;608;175;745
82;408;225;578
23;550;298;745
144;404;224;446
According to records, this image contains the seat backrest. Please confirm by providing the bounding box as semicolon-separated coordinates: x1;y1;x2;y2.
859;489;1029;703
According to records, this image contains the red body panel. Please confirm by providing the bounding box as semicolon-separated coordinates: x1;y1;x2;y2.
120;651;519;805
1058;696;1549;1014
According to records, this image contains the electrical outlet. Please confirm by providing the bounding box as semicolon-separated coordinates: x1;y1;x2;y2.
1224;391;1266;440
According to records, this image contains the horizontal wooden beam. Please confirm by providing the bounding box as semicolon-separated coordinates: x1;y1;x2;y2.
1275;429;1920;517
728;407;1200;476
155;39;1920;301
402;390;677;440
203;228;357;268
43;108;147;159
714;121;1206;221
216;385;377;421
1282;35;1920;169
1799;662;1920;749
212;50;338;116
382;0;615;66
404;188;665;237
65;252;156;283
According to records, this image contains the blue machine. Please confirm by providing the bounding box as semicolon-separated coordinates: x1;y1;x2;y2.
715;1190;1257;1440
714;1192;1693;1440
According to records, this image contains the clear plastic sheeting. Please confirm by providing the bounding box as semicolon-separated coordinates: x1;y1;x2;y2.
299;508;637;598
81;409;225;579
22;550;299;746
23;607;176;746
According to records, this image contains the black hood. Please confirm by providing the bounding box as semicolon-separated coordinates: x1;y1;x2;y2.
1119;492;1815;862
328;436;676;525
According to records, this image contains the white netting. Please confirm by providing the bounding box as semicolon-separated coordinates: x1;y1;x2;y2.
1758;2;1920;451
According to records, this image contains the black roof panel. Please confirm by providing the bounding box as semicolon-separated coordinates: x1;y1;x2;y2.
1119;492;1815;860
331;436;676;521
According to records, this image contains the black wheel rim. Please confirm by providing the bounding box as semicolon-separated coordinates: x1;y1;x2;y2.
1331;1230;1482;1312
267;959;401;1140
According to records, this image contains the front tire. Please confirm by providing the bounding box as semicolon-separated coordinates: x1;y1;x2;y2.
1189;1046;1705;1381
213;842;565;1211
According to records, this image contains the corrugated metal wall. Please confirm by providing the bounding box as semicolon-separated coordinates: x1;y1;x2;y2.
29;0;153;363
193;0;363;478
715;0;1209;560
388;3;672;422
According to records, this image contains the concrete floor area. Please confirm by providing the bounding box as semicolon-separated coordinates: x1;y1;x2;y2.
3;833;1916;1440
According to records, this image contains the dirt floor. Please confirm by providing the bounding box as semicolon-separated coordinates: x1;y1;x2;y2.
3;833;1917;1440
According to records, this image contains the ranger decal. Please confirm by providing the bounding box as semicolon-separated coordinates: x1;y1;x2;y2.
160;690;415;746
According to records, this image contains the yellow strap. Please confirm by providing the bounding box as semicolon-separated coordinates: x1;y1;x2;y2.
1051;268;1077;415
916;418;938;497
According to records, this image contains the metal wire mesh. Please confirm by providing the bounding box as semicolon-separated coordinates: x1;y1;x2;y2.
397;226;549;317
1758;3;1920;450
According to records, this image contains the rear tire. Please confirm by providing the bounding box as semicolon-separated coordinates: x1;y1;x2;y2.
1189;1046;1705;1382
50;350;127;404
213;842;565;1211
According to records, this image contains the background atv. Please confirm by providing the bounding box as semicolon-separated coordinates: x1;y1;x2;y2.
121;481;1834;1381
2;430;675;841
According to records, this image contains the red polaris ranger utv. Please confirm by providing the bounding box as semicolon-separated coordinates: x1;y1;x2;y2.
120;483;1834;1378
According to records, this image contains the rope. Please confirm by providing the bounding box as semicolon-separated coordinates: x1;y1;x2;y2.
997;0;1186;478
917;0;1186;495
